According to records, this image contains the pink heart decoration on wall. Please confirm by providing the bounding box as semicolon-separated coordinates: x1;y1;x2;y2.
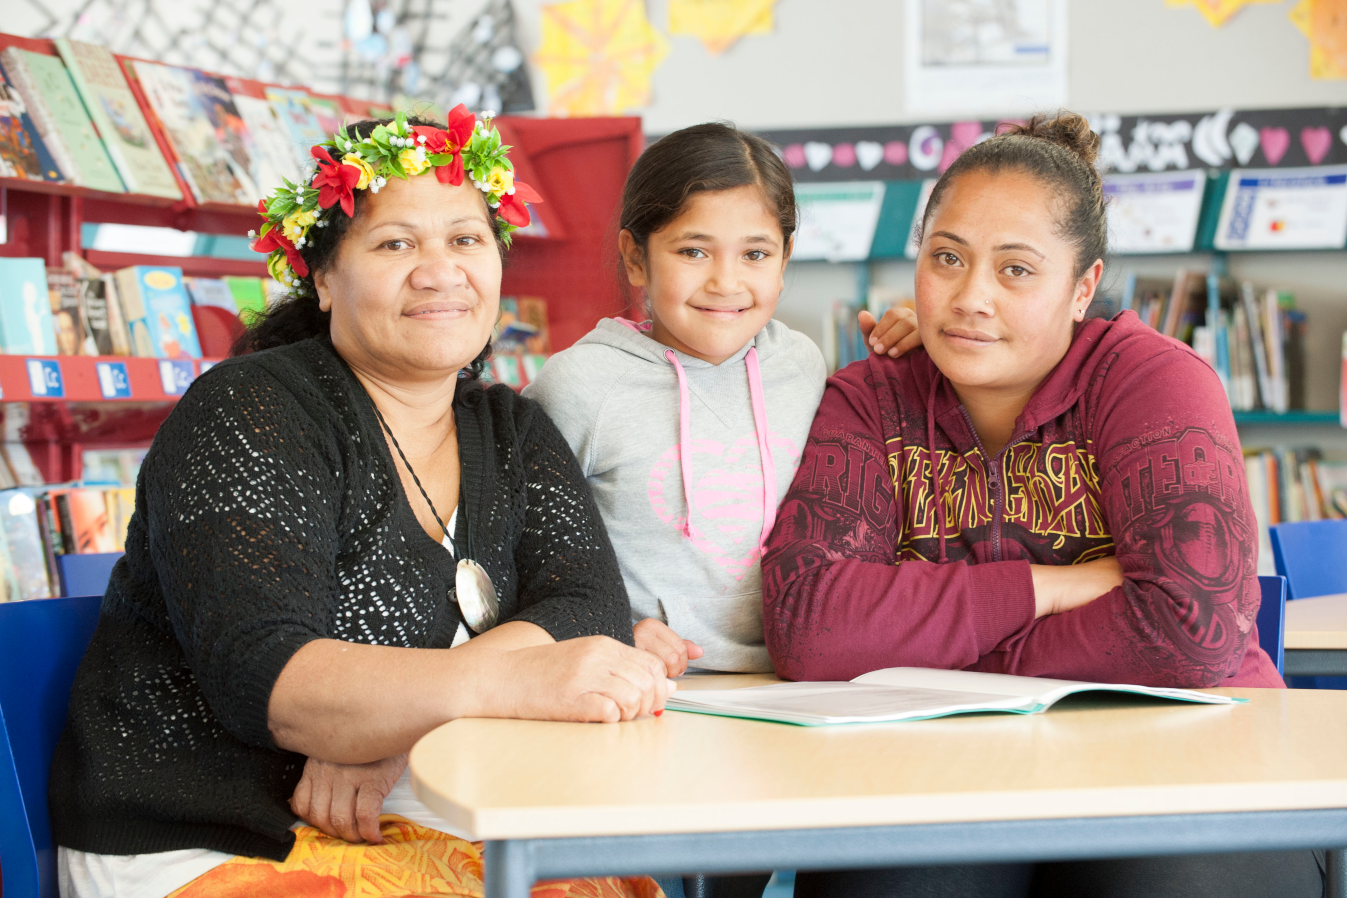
781;144;806;169
1301;126;1332;165
884;140;909;166
949;121;985;150
832;143;856;168
1260;127;1290;165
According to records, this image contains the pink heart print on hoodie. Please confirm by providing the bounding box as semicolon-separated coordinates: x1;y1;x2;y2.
523;317;827;673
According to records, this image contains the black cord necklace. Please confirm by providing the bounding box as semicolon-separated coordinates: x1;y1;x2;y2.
370;401;497;631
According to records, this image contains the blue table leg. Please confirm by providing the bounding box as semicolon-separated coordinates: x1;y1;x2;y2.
1330;848;1347;898
485;840;535;898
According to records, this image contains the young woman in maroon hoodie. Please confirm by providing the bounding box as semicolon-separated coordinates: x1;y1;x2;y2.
761;113;1322;897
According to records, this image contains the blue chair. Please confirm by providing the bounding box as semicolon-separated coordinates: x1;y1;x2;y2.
1256;575;1287;676
54;552;123;598
0;595;102;898
1270;520;1347;600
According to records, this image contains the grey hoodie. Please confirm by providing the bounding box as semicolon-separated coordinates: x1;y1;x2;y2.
523;318;826;672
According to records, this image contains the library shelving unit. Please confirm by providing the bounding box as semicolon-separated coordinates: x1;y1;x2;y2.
0;30;644;483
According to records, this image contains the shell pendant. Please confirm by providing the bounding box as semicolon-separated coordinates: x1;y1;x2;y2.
455;558;499;633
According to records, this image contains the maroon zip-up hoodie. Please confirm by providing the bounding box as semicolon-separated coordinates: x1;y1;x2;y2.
761;311;1282;688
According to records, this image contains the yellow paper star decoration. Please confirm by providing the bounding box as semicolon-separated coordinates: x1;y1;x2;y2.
534;0;671;117
1165;0;1281;28
1291;0;1347;79
668;0;779;56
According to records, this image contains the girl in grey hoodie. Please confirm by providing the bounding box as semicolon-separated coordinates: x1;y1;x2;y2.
525;123;915;677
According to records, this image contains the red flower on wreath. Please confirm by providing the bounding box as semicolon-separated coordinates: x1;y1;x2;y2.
495;180;543;228
413;104;476;187
310;145;361;216
250;224;309;277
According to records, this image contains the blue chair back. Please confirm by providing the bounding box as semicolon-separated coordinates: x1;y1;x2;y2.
54;552;123;598
1256;575;1287;676
1270;520;1347;600
0;595;102;898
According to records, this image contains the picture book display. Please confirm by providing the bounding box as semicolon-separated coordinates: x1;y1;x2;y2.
131;60;257;205
54;38;181;199
665;667;1243;726
229;90;301;196
113;266;203;359
0;488;51;600
264;87;328;163
0;66;62;182
0;257;59;354
0;47;124;192
1104;169;1207;254
1215;165;1347;251
184;277;239;313
45;267;85;355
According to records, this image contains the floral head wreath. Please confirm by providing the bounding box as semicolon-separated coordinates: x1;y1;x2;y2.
250;106;542;294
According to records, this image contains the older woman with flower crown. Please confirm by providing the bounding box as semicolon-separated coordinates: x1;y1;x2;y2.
48;111;672;898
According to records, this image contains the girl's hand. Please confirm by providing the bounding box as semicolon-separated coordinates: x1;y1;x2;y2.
633;618;705;677
491;635;677;723
858;306;921;358
1030;558;1126;619
290;753;408;844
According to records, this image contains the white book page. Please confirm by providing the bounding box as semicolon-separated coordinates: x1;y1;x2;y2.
668;682;1034;724
852;667;1091;703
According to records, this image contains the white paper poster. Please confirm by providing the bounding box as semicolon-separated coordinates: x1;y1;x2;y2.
793;182;886;262
905;0;1068;116
1215;165;1347;250
1104;170;1207;254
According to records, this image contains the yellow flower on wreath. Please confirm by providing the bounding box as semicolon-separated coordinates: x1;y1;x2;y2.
398;147;431;176
483;165;514;196
342;153;377;189
267;253;295;284
281;208;317;242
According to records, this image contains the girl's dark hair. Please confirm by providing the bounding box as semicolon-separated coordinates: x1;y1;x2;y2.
919;111;1107;279
233;114;504;378
619;122;797;266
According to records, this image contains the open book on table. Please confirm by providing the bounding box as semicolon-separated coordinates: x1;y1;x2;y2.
664;667;1245;726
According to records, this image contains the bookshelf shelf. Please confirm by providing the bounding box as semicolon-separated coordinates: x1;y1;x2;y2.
0;354;220;404
83;250;266;278
1232;410;1342;426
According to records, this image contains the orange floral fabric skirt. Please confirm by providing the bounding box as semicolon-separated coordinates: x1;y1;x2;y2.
166;815;664;898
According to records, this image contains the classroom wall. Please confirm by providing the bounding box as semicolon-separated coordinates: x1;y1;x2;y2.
522;0;1347;437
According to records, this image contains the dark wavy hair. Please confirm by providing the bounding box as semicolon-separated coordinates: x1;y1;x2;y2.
918;111;1108;280
231;115;508;379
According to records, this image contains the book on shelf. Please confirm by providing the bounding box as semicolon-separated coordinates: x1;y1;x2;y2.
113;265;203;359
0;47;124;192
130;59;257;205
45;266;86;356
53;38;181;199
0;65;63;182
264;87;328;165
184;277;240;313
226;80;302;197
303;94;345;137
666;667;1241;727
0;257;59;354
223;275;268;320
1245;447;1347;574
59;488;117;554
2;445;43;488
81;448;147;485
0;488;52;600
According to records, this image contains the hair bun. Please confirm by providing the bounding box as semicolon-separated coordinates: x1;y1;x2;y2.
1001;112;1100;167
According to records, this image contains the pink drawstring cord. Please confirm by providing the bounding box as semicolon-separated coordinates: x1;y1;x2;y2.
664;346;777;550
665;350;699;539
745;348;777;551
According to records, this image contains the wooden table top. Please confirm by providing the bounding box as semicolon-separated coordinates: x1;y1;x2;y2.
1285;593;1347;650
409;674;1347;841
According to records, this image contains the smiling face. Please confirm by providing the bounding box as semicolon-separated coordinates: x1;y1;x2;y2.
915;168;1102;401
622;185;788;366
314;172;501;384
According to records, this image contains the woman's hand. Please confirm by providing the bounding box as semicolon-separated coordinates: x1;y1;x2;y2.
858;306;921;358
490;635;676;723
1031;557;1126;619
633;618;704;677
290;753;408;844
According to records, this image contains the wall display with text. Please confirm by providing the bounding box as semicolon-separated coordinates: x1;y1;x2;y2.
1215;165;1347;251
792;182;886;262
1105;170;1208;255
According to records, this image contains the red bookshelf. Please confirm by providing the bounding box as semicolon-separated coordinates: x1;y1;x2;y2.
1;27;644;485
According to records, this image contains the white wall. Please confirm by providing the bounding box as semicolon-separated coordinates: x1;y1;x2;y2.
525;0;1347;444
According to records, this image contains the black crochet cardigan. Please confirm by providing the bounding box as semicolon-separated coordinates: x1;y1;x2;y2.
49;337;633;862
